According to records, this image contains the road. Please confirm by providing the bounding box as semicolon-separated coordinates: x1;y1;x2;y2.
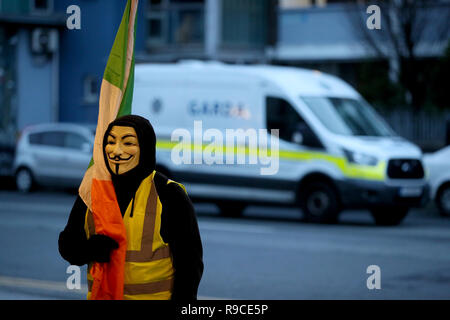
0;187;449;300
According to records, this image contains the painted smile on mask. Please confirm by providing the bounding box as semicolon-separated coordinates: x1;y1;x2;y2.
108;154;134;162
105;126;140;175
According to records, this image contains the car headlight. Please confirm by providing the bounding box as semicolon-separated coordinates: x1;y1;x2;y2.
343;148;378;166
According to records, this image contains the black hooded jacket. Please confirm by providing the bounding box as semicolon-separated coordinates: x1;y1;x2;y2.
58;115;204;300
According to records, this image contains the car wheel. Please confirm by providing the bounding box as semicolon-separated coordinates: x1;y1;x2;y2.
300;181;340;224
15;168;35;193
436;183;450;217
370;207;409;226
217;201;246;218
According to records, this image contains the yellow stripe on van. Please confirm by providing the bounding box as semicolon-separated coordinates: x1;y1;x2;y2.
156;140;386;181
157;140;277;157
278;149;386;181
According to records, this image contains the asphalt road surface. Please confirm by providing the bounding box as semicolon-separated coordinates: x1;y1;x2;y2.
0;188;449;300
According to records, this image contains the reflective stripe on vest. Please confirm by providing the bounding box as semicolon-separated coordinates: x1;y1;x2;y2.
85;171;179;300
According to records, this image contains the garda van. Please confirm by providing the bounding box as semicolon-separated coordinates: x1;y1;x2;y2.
132;61;429;225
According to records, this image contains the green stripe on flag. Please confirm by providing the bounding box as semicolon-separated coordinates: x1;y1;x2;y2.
116;1;137;118
117;59;135;118
85;0;137;171
103;0;131;89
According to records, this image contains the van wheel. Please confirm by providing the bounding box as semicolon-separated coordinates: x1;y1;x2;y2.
300;181;340;224
370;207;409;226
15;168;35;193
217;201;246;218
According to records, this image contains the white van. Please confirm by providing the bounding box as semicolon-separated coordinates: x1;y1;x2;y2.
132;61;429;225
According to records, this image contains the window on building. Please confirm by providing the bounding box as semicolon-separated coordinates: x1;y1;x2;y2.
171;0;204;2
221;0;269;49
279;0;313;9
147;0;168;45
150;0;163;6
83;75;99;104
325;0;356;2
30;0;53;14
323;0;362;4
146;0;205;47
149;17;163;38
173;9;204;44
148;14;166;44
280;0;361;8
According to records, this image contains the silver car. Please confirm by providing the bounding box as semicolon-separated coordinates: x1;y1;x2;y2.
13;123;95;192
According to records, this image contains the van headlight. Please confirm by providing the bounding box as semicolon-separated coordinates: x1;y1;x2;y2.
343;148;378;166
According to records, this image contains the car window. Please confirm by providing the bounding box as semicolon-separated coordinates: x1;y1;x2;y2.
64;132;88;150
30;131;65;147
29;133;42;145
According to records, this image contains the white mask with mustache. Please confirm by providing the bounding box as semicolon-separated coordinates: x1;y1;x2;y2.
104;126;140;175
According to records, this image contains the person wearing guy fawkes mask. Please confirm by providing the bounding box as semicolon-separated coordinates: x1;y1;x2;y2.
58;115;204;300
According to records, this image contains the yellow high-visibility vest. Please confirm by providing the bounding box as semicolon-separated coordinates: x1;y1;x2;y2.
84;171;184;300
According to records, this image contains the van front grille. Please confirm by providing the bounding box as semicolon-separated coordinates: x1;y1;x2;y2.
387;159;424;179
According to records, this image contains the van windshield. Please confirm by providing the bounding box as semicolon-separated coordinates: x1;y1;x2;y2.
301;97;394;137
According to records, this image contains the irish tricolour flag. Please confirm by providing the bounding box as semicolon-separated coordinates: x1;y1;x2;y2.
78;0;138;300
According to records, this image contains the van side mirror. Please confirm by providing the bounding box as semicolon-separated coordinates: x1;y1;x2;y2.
291;131;303;144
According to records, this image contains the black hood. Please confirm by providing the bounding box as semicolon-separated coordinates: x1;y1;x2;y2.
102;115;157;216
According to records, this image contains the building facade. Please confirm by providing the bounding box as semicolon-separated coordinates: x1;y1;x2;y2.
274;0;450;87
56;0;277;125
140;0;277;62
0;0;66;133
0;0;66;175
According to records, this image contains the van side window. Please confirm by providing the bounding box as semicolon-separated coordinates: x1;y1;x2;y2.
266;97;301;142
266;97;323;149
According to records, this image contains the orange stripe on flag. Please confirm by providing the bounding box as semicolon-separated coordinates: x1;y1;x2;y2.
89;179;127;300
